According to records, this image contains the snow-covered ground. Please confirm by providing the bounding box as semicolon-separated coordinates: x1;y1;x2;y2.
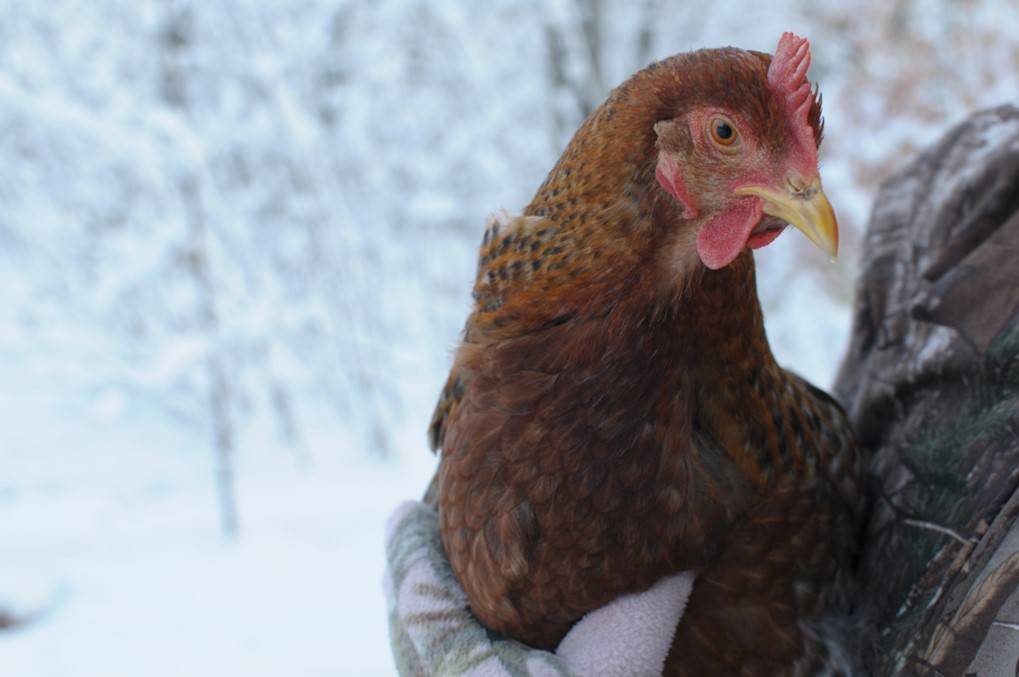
2;2;1017;676
0;352;437;676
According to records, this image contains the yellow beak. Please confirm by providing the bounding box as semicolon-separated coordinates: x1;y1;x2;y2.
735;178;839;259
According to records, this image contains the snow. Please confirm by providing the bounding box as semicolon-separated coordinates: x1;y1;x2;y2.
1;1;1017;675
0;355;438;676
1;459;434;677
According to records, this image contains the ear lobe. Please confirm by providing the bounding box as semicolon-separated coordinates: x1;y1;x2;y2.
655;152;698;219
654;120;698;219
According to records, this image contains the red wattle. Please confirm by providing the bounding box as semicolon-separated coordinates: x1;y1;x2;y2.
695;198;764;270
747;226;785;250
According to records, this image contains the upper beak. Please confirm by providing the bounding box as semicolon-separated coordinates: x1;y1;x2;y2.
735;178;839;259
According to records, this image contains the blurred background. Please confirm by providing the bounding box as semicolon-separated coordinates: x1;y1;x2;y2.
1;0;1017;675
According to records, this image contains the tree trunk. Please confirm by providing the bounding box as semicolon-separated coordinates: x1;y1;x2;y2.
160;7;240;539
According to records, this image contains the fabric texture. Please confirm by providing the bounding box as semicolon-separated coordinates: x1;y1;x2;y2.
384;501;694;676
834;104;1019;674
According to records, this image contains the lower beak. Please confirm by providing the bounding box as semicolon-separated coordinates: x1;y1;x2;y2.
735;179;839;259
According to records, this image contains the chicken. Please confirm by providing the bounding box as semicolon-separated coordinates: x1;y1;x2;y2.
427;33;863;676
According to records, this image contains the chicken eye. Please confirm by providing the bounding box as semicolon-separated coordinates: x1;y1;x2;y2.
710;117;738;146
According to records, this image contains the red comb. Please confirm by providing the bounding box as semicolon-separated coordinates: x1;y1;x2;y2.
768;32;815;157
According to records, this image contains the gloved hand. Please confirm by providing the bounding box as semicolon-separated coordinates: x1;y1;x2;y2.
384;500;695;676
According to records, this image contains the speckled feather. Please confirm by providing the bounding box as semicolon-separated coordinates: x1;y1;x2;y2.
428;42;861;675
